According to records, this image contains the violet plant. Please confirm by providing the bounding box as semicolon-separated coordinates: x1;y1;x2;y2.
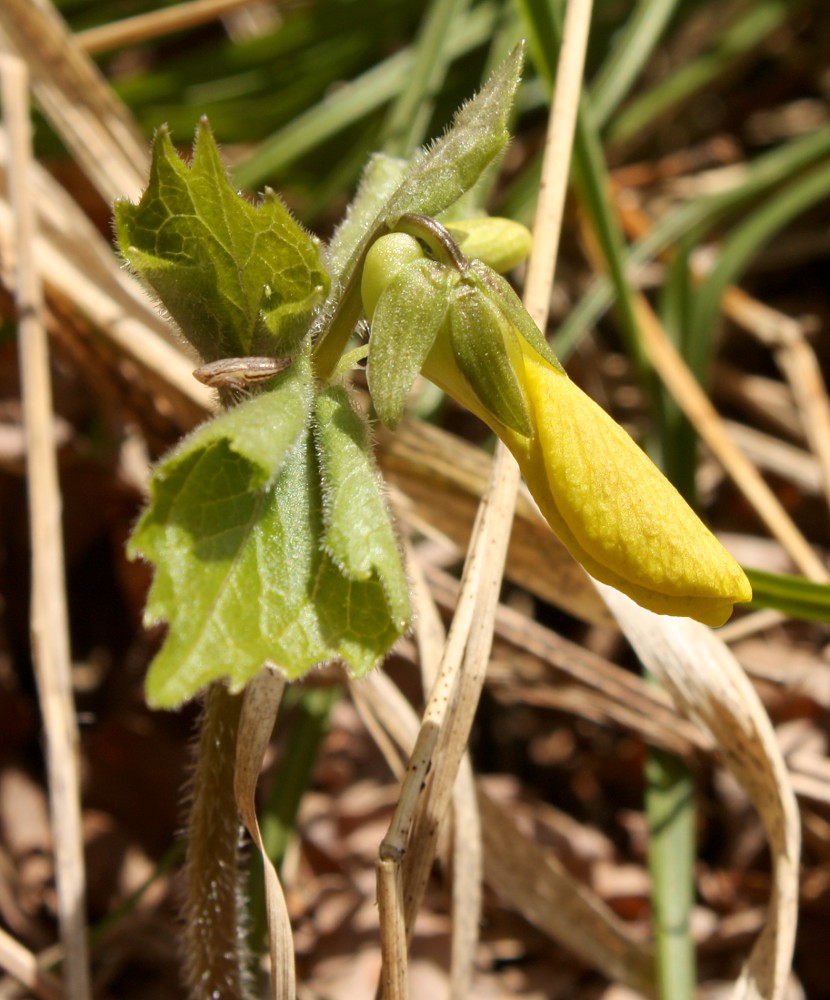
115;44;750;995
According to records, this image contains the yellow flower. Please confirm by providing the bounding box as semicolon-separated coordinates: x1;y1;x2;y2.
363;227;751;626
422;335;751;626
504;347;752;626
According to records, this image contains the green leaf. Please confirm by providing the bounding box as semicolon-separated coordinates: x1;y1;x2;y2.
114;119;329;362
129;358;409;708
314;387;411;628
164;357;312;487
385;42;524;223
367;259;454;428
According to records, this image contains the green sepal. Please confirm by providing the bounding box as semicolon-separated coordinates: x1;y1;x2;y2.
469;261;564;373
114;120;329;361
314;387;411;632
448;283;532;437
367;259;456;428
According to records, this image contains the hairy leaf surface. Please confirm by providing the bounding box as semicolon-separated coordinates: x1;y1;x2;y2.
130;360;410;707
115;121;329;361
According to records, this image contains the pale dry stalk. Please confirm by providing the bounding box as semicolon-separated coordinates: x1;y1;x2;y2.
374;0;596;996
1;55;91;1000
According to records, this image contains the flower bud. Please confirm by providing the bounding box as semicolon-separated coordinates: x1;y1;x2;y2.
446;216;532;273
361;226;751;626
361;232;426;321
501;345;752;626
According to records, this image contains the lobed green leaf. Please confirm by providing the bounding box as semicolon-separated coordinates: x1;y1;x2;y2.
129;359;410;707
161;356;313;486
115;120;329;362
314;387;410;626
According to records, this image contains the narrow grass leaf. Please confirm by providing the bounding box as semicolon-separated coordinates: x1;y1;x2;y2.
606;0;800;147
745;568;830;622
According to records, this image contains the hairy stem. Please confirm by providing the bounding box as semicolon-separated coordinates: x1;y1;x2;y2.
182;682;252;1000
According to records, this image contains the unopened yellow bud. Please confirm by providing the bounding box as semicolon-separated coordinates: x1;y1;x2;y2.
507;348;752;626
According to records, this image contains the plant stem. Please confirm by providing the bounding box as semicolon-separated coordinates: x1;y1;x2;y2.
396;213;468;270
182;682;252;1000
312;272;366;383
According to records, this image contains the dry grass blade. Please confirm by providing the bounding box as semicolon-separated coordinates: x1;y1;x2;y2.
354;665;659;993
376;444;518;984
723;421;824;497
448;757;480;1000
1;55;91;1000
0;0;148;202
234;668;294;1000
434;568;710;757
0;925;64;1000
408;549;482;1000
0;128;211;415
374;2;595;996
722;286;830;521
377;855;407;1000
714;362;804;442
614;200;828;581
399;445;519;929
597;583;800;1000
630;292;829;582
75;0;262;54
477;789;657;996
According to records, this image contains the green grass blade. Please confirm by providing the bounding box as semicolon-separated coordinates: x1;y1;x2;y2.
687;160;830;380
646;745;697;1000
745;569;830;622
607;0;797;147
379;0;470;158
232;3;497;190
589;0;679;129
554;123;830;359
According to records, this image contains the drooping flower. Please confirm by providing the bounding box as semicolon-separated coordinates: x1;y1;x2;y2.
362;226;752;627
502;346;751;626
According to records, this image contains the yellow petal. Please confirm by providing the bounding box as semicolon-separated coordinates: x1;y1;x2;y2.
516;352;751;627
